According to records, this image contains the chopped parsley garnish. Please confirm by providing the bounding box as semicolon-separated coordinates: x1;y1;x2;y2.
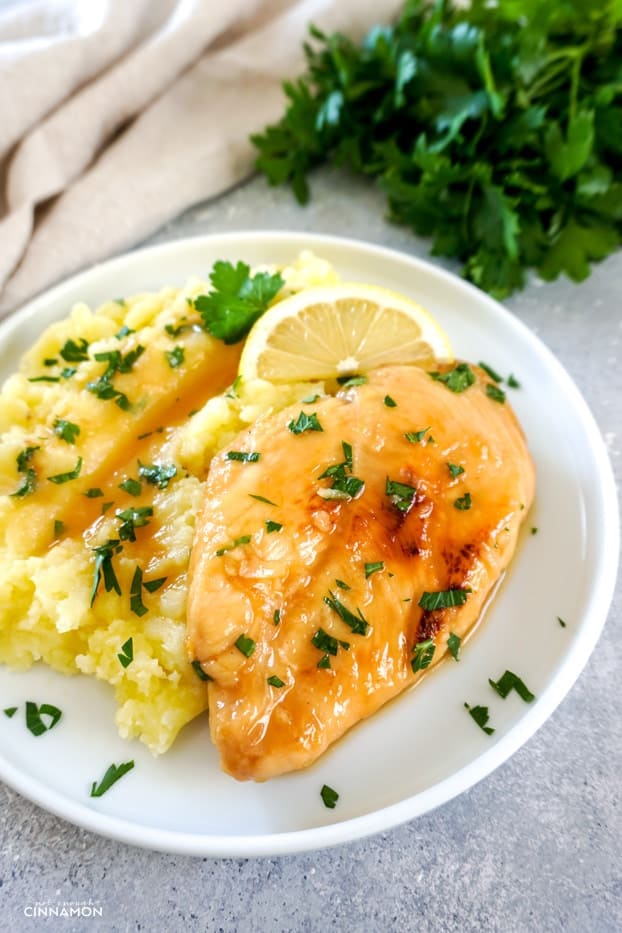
115;323;133;337
405;428;430;444
94;346;145;375
265;520;283;533
430;364;475;394
143;576;167;593
478;361;502;382
383;395;397;407
235;634;256;658
364;561;384;578
84;487;104;498
464;703;495;735
164;321;192;338
116;506;153;542
138;461;177;489
90;760;135;797
117;637;134;668
317;654;331;669
165;346;185;368
119;477;142;496
418;589;469;611
337;374;367;387
531;527;538;535
11;446;39;498
508;374;521;389
101;501;114;514
411;638;435;672
454;492;472;511
288;411;324;434
86;375;130;410
324;590;369;635
3;706;17;718
226;451;261;463
60;367;77;379
215;535;251;557
557;616;567;628
129;567;148;617
28;375;60;383
43;358;58;366
335;579;351;590
249;493;278;506
191;659;212;681
47;456;82;484
53;519;65;537
447;463;465;478
489;670;535;702
318;441;364;500
447;632;461;661
60;338;89;362
320;784;339;809
273;609;281;625
193;261;284;344
90;539;122;606
385;477;416;513
486;383;506;404
312;628;343;657
302;394;321;403
25;701;62;736
267;675;285;688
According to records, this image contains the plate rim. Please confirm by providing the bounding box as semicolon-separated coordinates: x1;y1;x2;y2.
0;230;618;857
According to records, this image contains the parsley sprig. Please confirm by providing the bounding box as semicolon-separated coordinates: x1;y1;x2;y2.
194;261;284;344
253;3;622;297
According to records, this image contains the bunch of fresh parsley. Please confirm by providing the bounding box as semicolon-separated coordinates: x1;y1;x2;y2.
251;0;622;298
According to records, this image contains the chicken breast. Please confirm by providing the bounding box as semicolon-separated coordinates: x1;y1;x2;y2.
186;363;535;781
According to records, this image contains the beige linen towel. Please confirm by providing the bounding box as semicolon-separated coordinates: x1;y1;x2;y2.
0;0;402;315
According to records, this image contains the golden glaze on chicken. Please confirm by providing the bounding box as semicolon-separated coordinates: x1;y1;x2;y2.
186;364;535;781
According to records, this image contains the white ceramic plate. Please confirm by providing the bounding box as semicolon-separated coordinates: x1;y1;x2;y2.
0;233;618;857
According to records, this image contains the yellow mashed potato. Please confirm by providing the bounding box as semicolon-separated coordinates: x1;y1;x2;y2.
0;251;337;753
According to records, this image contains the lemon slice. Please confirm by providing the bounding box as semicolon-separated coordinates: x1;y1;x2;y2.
238;283;452;383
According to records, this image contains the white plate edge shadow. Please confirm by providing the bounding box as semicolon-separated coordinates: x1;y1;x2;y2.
0;231;618;857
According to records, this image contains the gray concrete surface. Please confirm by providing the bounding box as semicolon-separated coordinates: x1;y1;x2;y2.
0;168;620;932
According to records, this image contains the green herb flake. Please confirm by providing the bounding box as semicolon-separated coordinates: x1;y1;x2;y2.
557;616;567;628
194;261;284;344
335;579;351;590
60;367;77;379
385;477;416;513
53;519;65;538
117;636;134;668
337;375;367;387
165;346;185;369
25;701;62;737
47;456;82;485
454;492;472;511
418;589;469;611
317;654;331;669
129;567;148;617
90;539;122;606
101;501;114;514
448;632;461;661
265;520;283;533
411;638;435;673
405;428;430;444
267;675;285;688
115;323;133;337
364;561;384;578
288;411;324;435
320;784;339;809
119;477;142;496
478;362;503;383
43;358;58;367
90;760;135;797
324;590;369;635
311;628;342;656
249;493;278;506
384;395;397;407
143;576;167;593
226;451;261;463
531;527;538;535
117;506;153;542
430;364;475;394
302;394;321;403
191;659;212;682
3;706;18;718
138;461;177;489
28;375;60;383
216;535;252;557
486;383;506;404
11;446;39;498
59;338;89;362
489;670;535;703
464;703;495;735
235;634;256;658
508;374;521;389
273;609;281;626
447;463;465;478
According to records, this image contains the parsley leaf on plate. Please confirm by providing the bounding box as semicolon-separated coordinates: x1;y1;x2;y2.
194;261;284;344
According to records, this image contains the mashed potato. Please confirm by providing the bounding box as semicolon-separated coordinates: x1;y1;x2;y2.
0;251;336;753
